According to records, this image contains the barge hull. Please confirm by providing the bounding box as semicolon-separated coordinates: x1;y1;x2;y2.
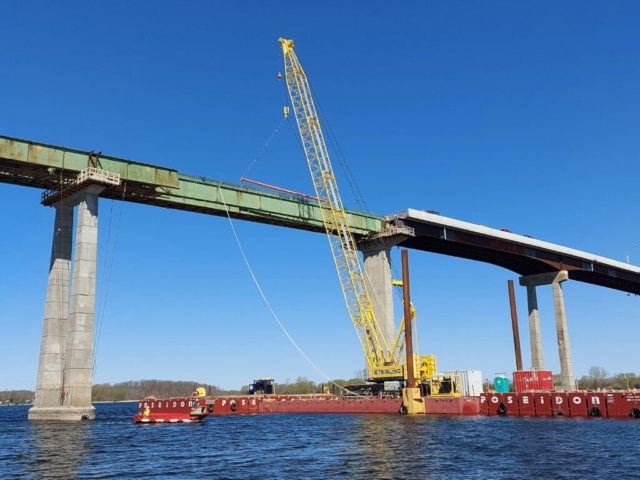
423;396;481;415
136;394;480;420
134;392;639;421
480;391;640;419
208;395;403;415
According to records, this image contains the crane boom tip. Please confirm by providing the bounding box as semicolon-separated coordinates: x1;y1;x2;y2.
279;38;294;53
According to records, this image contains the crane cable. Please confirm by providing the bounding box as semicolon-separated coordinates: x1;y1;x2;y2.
240;117;287;181
314;94;405;303
93;180;128;381
285;82;405;349
282;112;399;356
218;183;366;398
93;197;115;373
314;99;419;363
53;168;68;406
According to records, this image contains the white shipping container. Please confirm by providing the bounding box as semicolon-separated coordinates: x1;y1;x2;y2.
384;381;401;391
444;370;483;397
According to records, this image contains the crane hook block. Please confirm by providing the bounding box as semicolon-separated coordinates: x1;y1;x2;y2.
284;106;289;118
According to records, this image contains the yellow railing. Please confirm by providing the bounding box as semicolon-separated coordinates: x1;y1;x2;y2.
423;373;462;398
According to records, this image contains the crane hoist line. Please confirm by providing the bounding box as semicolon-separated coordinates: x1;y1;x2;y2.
278;37;413;385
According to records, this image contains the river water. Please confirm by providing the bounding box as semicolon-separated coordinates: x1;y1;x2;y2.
1;403;639;479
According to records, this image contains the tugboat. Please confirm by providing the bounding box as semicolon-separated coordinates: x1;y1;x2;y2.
133;387;210;423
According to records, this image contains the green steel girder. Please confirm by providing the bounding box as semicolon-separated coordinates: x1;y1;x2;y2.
162;173;381;235
0;134;178;188
0;134;382;236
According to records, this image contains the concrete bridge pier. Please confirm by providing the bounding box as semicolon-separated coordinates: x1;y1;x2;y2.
525;285;545;370
551;279;575;391
360;226;415;355
519;271;575;391
29;185;104;420
28;203;74;418
362;240;396;351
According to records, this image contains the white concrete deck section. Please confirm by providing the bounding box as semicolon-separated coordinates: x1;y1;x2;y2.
390;208;640;274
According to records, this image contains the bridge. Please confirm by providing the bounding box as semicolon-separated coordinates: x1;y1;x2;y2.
0;134;380;236
2;133;638;419
390;209;640;295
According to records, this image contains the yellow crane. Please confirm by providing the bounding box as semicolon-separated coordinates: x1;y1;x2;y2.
279;38;416;386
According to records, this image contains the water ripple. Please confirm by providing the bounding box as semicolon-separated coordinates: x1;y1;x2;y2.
1;404;639;479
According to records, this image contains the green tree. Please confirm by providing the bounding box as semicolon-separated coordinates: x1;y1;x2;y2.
588;366;609;389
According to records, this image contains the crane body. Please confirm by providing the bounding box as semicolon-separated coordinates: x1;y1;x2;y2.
279;39;464;403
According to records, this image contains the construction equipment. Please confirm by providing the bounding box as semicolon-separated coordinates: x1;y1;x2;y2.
248;377;275;395
279;38;417;388
278;38;464;400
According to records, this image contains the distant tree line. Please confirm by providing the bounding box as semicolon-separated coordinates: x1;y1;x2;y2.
1;376;364;405
574;366;639;391
0;390;33;405
249;375;364;395
91;376;367;401
92;380;241;401
5;367;636;403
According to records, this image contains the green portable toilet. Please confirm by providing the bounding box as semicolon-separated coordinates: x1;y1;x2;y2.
494;376;510;393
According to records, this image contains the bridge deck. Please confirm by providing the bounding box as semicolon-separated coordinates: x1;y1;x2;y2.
0;134;380;236
391;209;640;295
2;134;639;295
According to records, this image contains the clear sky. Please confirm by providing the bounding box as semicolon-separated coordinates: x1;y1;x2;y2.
1;2;639;391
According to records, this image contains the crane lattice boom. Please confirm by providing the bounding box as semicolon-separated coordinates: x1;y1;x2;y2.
279;38;393;373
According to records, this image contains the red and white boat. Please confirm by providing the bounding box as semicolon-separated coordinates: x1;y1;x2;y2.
134;390;210;423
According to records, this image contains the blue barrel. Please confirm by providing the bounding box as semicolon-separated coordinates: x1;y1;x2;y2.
494;376;510;393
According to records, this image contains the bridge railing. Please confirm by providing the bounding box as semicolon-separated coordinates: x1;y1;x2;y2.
41;167;121;205
76;167;120;186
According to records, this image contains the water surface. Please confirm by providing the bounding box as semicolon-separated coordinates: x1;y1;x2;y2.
1;403;639;479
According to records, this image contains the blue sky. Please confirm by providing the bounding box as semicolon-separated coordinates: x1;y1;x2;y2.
1;2;639;391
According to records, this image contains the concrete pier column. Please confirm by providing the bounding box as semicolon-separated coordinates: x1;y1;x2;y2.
30;185;104;421
358;225;415;361
552;281;575;391
28;204;74;420
63;186;104;419
361;240;397;353
520;270;574;391
526;285;544;370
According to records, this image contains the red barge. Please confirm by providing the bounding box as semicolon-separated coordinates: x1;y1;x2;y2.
134;390;640;422
481;390;640;419
134;377;483;422
134;377;640;422
478;370;640;419
134;392;480;422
